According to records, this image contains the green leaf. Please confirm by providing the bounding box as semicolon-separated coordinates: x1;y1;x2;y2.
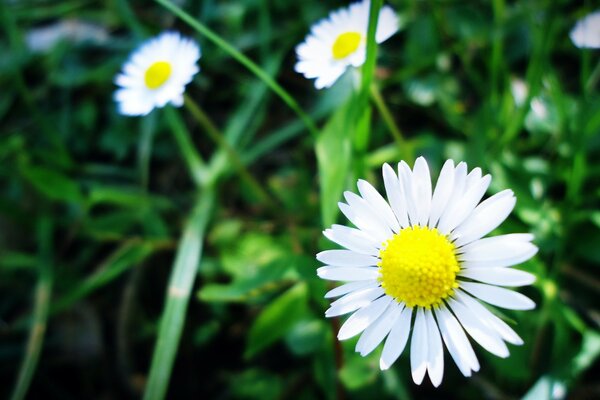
245;282;308;358
316;99;354;228
20;165;82;203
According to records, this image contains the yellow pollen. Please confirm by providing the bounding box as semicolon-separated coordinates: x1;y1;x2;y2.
144;61;172;89
378;226;459;309
332;32;362;60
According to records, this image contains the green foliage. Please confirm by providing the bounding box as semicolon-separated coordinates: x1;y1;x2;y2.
1;0;599;399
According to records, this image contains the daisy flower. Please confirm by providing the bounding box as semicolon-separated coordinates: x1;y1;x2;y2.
295;0;399;89
114;31;200;116
570;10;600;49
317;157;537;387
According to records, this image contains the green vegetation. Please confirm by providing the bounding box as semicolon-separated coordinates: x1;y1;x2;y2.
1;0;599;399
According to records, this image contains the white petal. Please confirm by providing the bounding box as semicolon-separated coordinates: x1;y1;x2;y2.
570;11;600;49
325;286;384;317
447;298;509;358
454;290;523;345
428;160;455;228
357;179;400;233
452;190;516;247
356;302;403;356
317;266;380;281
382;163;409;228
344;191;394;239
459;267;536;287
316;250;379;267
438;174;491;234
338;296;393;340
379;306;413;370
457;233;534;255
324;281;378;299
411;157;432;226
424;310;444;387
434;306;479;376
398;161;419;226
459;281;536;310
339;202;389;244
410;308;428;384
460;242;538;269
437;162;467;234
324;225;380;256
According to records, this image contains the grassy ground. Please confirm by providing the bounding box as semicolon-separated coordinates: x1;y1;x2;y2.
1;0;599;399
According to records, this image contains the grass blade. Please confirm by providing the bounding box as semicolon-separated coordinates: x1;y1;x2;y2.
143;187;216;400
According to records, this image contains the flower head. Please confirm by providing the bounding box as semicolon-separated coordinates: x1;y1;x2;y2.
570;10;600;49
317;157;537;387
114;31;200;116
295;0;399;89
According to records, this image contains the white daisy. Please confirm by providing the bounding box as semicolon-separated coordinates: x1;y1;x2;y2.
295;0;399;89
570;10;600;49
114;31;200;116
317;157;537;387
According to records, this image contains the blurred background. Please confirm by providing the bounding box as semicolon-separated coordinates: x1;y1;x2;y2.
1;0;599;399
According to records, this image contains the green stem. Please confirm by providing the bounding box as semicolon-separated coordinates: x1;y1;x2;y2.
585;60;600;94
183;95;275;206
164;107;209;187
370;84;412;161
10;220;53;400
359;0;382;109
154;0;319;138
143;187;215;400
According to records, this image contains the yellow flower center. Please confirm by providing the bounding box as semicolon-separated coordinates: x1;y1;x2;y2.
378;226;459;309
332;32;362;60
144;61;172;89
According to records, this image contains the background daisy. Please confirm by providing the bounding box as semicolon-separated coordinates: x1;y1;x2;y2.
295;0;399;89
317;157;537;386
570;10;600;49
114;31;200;116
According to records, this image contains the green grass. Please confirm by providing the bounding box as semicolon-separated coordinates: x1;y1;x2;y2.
1;0;599;399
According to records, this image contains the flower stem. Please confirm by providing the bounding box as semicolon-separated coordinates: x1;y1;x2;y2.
370;84;412;161
164;107;209;187
183;95;276;206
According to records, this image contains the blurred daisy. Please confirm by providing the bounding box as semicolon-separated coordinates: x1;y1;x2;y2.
114;31;200;116
317;157;537;387
295;0;399;89
570;10;600;49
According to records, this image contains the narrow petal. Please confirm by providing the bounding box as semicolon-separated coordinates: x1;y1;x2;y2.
382;163;409;228
325;281;378;299
437;162;468;234
380;306;413;370
356;302;403;356
325;286;384;317
438;174;491;234
457;233;534;255
458;235;536;262
435;306;479;376
339;202;390;244
452;190;516;247
454;290;523;345
424;310;444;387
412;157;432;227
316;250;379;267
428;160;455;228
447;298;509;358
398;161;419;226
338;296;393;340
410;308;428;385
344;192;394;239
357;179;400;233
459;268;536;287
459;281;536;310
317;266;380;281
324;225;381;256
